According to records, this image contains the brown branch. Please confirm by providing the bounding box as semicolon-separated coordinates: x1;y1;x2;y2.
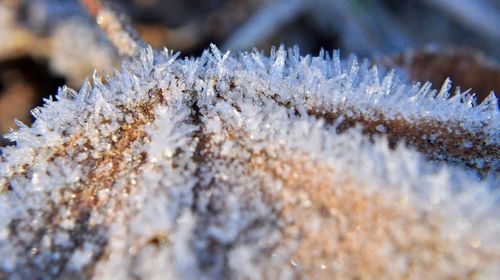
79;0;103;18
79;0;145;56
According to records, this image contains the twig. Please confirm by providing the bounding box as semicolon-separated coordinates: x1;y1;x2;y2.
419;0;500;40
80;0;102;18
79;0;145;56
223;0;306;51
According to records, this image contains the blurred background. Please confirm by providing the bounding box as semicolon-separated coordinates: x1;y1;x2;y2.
0;0;499;146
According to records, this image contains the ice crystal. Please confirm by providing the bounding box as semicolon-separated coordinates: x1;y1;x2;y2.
0;44;499;279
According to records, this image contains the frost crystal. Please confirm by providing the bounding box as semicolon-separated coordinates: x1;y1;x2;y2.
0;45;499;279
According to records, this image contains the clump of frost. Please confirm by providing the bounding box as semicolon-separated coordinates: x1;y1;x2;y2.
0;44;499;279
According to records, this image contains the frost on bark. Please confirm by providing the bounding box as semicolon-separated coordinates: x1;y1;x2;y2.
0;44;499;279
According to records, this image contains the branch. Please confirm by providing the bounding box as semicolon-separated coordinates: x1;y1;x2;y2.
79;0;145;56
80;0;102;18
419;0;500;40
223;0;306;51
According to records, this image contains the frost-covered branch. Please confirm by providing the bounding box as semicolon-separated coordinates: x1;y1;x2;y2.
1;43;499;278
80;0;145;56
224;0;306;51
419;0;500;40
80;0;102;18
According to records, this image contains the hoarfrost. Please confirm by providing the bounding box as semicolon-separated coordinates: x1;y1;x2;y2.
0;44;499;279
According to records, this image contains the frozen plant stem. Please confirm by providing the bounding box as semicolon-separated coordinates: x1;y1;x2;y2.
1;2;499;277
80;0;102;18
224;0;306;51
419;0;500;40
80;0;145;56
0;43;499;279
